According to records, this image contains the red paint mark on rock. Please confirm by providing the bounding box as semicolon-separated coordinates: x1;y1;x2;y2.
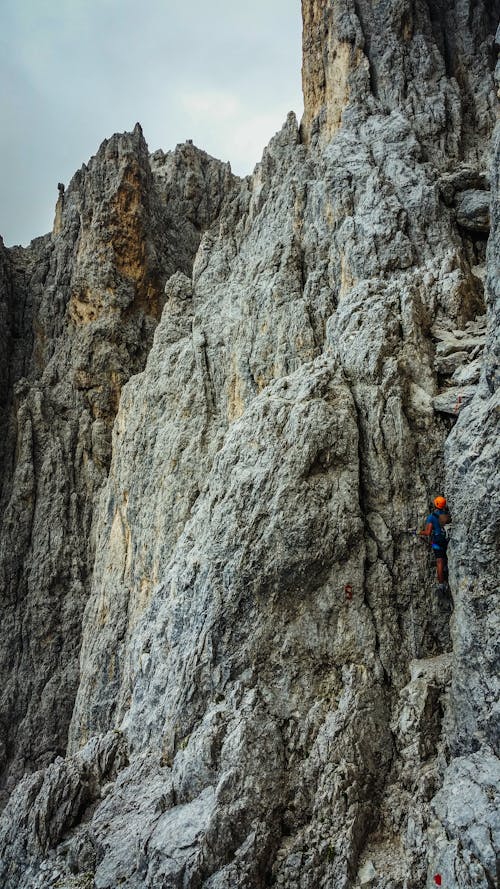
434;875;442;886
345;584;353;601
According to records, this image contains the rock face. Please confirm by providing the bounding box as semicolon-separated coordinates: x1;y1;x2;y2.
428;80;500;889
0;2;498;888
0;126;237;802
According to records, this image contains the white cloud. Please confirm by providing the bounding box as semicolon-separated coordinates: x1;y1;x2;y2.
227;112;288;171
175;90;292;173
180;89;241;121
0;0;303;244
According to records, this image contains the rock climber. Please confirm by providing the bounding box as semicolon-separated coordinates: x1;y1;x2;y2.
419;496;452;593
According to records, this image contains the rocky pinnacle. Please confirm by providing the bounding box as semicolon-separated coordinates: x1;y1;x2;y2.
0;3;498;888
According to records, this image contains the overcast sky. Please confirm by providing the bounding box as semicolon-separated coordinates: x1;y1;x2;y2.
0;0;303;246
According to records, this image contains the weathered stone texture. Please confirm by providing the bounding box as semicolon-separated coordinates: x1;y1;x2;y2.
427;81;500;889
301;0;498;167
0;240;14;489
0;1;498;888
0;126;238;802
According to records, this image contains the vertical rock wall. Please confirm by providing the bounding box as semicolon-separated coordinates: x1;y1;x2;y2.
301;0;498;166
0;126;237;802
428;58;500;887
0;2;498;888
0;240;15;492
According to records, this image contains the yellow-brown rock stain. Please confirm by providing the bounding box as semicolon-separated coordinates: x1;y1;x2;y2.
68;286;105;325
228;377;245;421
301;0;367;142
228;356;246;421
339;252;356;300
52;194;64;236
112;166;163;320
69;162;163;326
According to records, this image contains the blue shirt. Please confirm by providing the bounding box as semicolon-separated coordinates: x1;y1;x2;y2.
426;510;450;549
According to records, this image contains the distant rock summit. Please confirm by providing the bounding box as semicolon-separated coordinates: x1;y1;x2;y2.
0;2;498;887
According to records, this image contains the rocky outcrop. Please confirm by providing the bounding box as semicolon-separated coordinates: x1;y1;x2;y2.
0;732;128;889
0;2;498;888
432;314;487;414
0;127;237;802
0;240;14;490
429;71;500;889
301;0;498;165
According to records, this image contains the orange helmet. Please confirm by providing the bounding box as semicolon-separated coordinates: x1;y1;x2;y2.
434;496;447;509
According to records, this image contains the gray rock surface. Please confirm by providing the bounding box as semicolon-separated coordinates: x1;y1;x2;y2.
427;61;500;889
0;1;498;887
433;385;477;416
0;732;128;889
0;239;15;491
429;752;499;889
455;189;491;233
0;126;238;801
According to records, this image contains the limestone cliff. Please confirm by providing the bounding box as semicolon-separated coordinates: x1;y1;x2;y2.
0;3;498;889
0;126;237;802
